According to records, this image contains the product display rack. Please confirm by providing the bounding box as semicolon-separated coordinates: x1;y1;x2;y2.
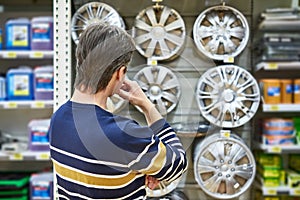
0;0;53;172
252;0;300;199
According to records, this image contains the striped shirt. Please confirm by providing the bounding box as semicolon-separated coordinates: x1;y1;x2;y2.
49;100;188;199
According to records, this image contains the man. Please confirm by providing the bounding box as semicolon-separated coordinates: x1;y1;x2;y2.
49;23;188;199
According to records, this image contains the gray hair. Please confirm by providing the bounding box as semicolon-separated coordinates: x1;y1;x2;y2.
74;23;136;93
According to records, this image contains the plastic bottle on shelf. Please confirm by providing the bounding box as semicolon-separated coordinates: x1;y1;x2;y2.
0;76;5;100
30;172;53;199
31;16;53;50
294;79;300;104
6;66;34;100
28;118;50;151
260;79;281;104
281;79;293;104
34;65;53;100
5;18;31;50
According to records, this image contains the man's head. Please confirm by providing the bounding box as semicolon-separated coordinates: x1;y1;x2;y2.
74;23;135;93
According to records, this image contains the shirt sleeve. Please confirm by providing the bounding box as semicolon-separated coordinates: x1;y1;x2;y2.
127;118;188;182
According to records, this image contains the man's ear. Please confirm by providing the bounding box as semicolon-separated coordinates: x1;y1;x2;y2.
116;66;127;80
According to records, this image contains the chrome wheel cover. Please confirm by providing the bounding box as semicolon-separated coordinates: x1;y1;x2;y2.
147;178;181;197
132;5;186;60
106;94;126;113
71;2;125;44
196;65;260;128
193;5;249;60
194;133;256;199
133;65;181;115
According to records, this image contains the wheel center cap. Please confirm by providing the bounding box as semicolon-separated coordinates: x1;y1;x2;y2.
151;26;166;40
149;85;162;98
221;164;229;172
223;89;235;103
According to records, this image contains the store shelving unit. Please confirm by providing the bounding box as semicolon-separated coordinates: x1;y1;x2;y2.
0;1;54;175
252;1;300;199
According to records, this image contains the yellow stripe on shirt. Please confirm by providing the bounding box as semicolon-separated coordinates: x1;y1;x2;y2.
142;141;166;174
53;161;139;187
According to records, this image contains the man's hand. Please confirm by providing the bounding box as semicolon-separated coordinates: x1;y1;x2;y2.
145;175;160;190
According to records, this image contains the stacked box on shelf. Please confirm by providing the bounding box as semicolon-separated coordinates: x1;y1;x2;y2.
0;173;30;200
261;118;296;145
294;118;300;144
256;152;284;187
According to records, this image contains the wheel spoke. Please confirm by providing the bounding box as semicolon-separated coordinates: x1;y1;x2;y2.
226;177;239;194
230;26;246;39
203;174;221;192
198;26;215;39
165;33;184;46
156;98;167;116
134;33;152;45
155;68;168;85
165;19;184;31
75;13;89;25
95;5;104;18
134;19;152;32
162;78;180;90
146;8;158;25
142;68;155;84
158;39;170;57
162;92;178;104
159;6;171;25
145;39;157;57
205;37;221;54
86;4;95;19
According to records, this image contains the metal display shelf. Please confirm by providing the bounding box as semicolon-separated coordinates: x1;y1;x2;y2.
0;50;53;59
256;61;300;71
0;100;53;109
0;151;50;161
262;185;300;196
254;142;300;153
262;104;300;112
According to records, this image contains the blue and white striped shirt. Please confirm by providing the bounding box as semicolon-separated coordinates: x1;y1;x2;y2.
49;100;188;199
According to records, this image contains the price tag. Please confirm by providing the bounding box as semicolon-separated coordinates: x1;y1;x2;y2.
220;130;231;138
3;51;17;58
223;56;234;63
293;189;300;195
11;153;23;160
269;105;279;111
30;51;44;58
4;102;18;109
147;59;157;66
267;63;278;70
266;189;277;195
37;153;50;160
32;101;45;108
270;146;282;153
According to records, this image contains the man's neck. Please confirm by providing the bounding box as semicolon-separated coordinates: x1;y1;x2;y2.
71;88;108;110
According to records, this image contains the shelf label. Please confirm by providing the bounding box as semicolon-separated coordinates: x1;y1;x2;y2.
293;189;300;195
266;63;278;70
266;189;277;195
30;51;44;58
270;146;282;153
37;153;50;160
4;102;18;109
223;56;234;63
32;101;45;108
11;153;23;160
269;105;279;111
147;59;157;66
3;51;17;58
220;130;231;138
